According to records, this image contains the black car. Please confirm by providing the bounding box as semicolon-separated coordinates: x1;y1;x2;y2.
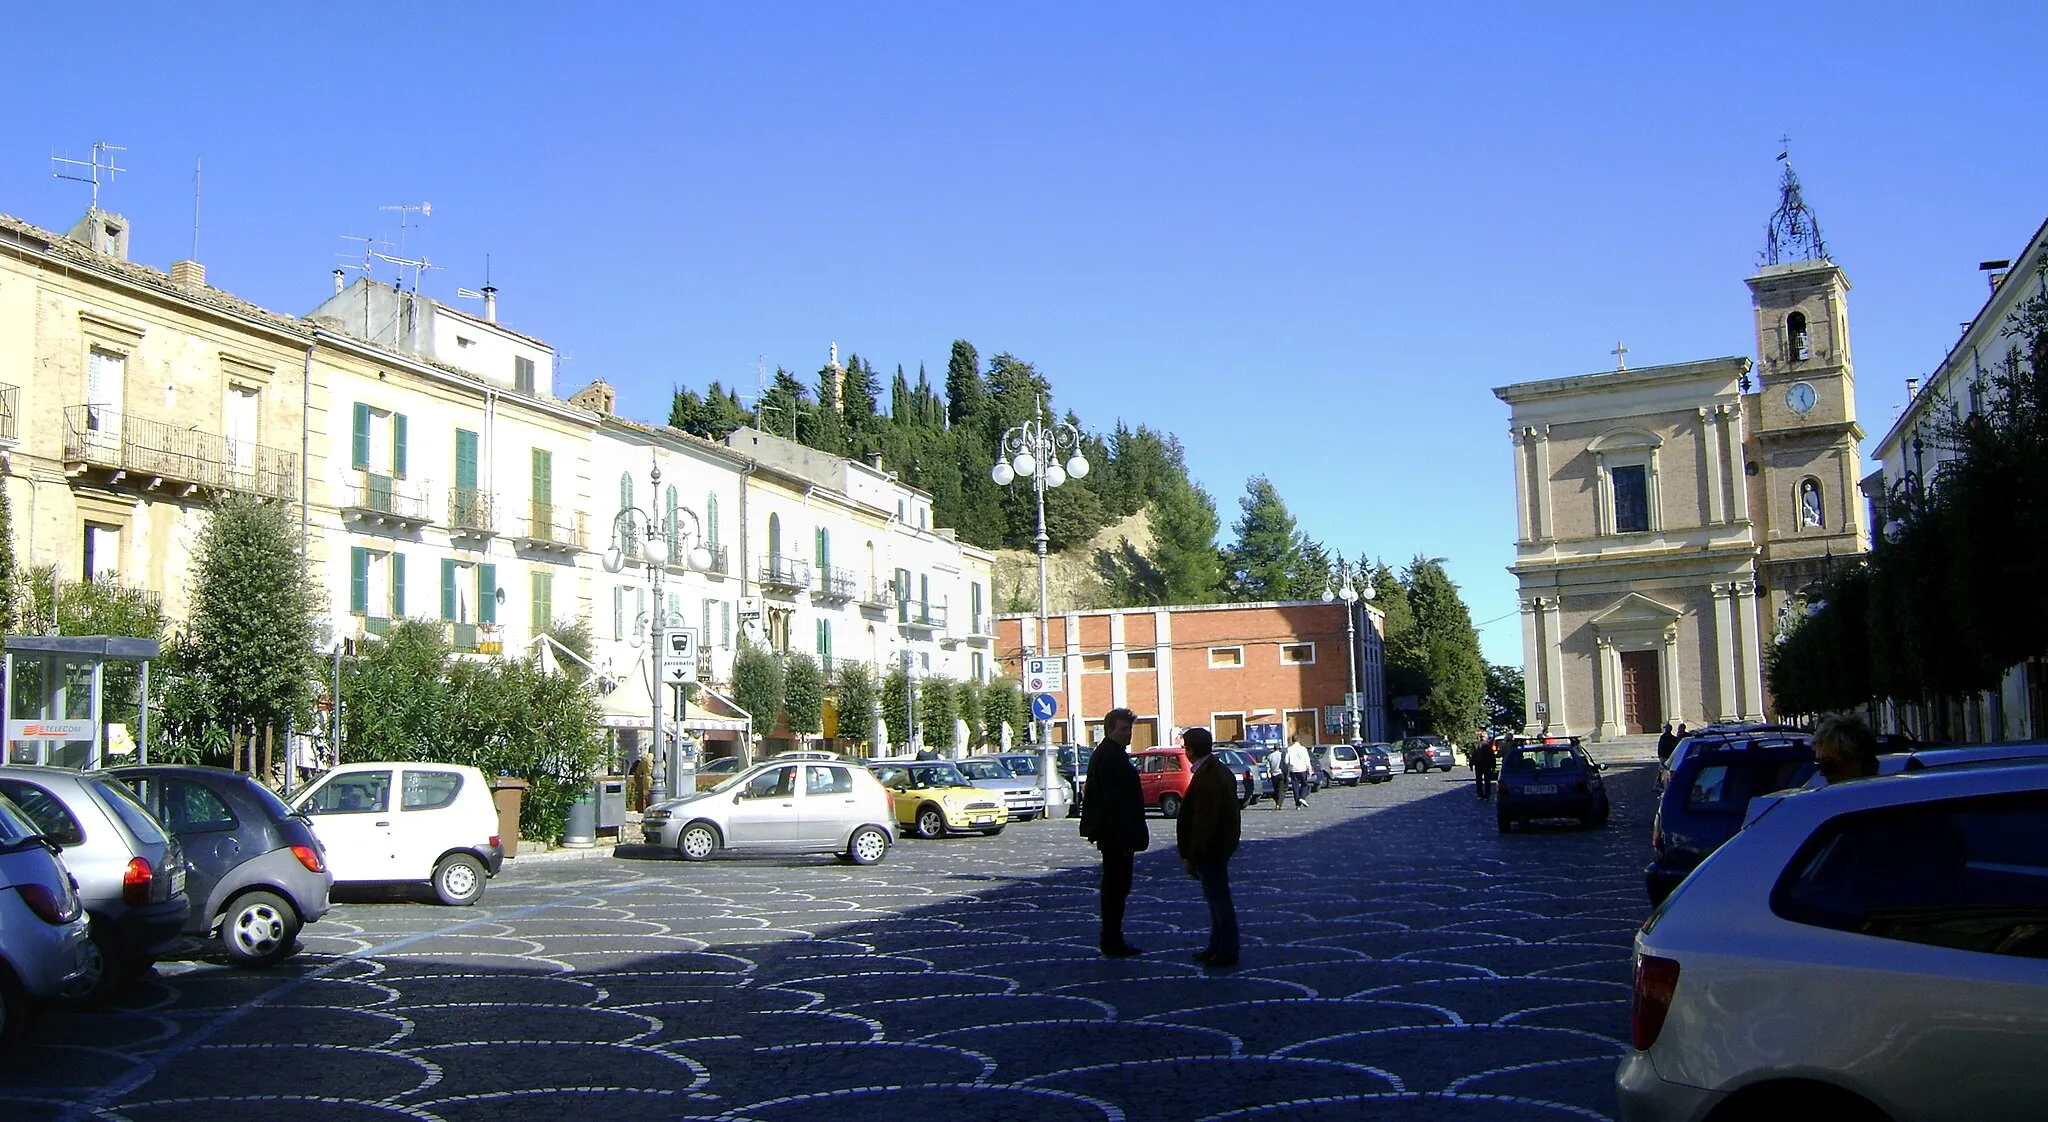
112;766;333;967
1496;737;1609;832
1056;745;1094;816
1357;743;1395;783
1643;730;1812;903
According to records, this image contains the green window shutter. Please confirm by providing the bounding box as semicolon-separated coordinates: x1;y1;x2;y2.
532;448;552;505
531;571;552;632
721;602;730;647
815;527;828;569
619;471;632;513
972;583;983;618
441;559;458;621
389;553;406;618
768;513;781;559
816;618;830;658
895;568;910;601
665;486;679;554
454;428;479;489
478;564;497;624
351;403;371;469
392;413;408;478
706;494;719;545
349;547;369;613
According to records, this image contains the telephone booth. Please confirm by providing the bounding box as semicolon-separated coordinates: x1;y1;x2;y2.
2;635;162;768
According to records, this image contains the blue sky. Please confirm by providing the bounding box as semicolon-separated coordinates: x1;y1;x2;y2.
4;3;2043;664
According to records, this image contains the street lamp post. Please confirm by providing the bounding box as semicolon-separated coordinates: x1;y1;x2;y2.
992;395;1088;811
602;457;713;804
1323;560;1375;743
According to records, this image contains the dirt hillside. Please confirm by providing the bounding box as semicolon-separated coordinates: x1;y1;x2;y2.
990;511;1153;616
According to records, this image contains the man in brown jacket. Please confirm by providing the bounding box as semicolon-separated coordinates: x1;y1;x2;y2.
1176;727;1241;968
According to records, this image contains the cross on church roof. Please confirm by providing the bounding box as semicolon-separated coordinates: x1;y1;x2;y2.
1611;341;1629;371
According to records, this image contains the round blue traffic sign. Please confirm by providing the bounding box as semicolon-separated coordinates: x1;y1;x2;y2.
1030;693;1059;720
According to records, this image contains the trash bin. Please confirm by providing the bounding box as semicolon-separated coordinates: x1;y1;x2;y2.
563;790;597;848
489;776;530;857
595;776;627;831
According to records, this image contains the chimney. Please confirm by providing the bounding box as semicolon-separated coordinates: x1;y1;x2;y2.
1981;259;2012;293
868;452;884;470
1906;377;1921;400
333;268;345;295
170;260;206;289
482;284;498;324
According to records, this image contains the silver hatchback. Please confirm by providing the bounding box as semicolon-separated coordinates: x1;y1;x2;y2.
957;756;1048;821
641;758;897;865
0;767;190;1001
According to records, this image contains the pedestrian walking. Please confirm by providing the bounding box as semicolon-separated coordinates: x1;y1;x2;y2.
627;755;652;812
1260;748;1285;810
1655;722;1678;762
1176;727;1240;969
1284;738;1313;808
1471;728;1498;801
1078;708;1149;957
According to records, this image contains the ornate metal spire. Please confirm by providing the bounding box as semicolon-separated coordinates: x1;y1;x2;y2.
1761;142;1827;266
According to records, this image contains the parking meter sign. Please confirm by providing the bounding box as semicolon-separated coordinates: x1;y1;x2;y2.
663;628;699;683
1023;657;1064;693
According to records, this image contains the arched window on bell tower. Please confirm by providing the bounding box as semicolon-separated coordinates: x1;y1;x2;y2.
1787;310;1810;362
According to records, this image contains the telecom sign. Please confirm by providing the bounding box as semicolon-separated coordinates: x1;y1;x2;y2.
1022;657;1064;693
5;719;97;742
663;628;699;684
1030;693;1059;721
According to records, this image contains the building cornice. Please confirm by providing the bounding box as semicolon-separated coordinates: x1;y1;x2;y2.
1494;357;1752;405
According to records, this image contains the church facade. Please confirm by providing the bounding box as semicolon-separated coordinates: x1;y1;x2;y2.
1493;168;1869;739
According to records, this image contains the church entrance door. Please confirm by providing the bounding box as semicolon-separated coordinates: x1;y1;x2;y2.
1620;650;1662;735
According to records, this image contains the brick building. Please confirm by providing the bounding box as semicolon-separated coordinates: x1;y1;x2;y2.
995;600;1387;748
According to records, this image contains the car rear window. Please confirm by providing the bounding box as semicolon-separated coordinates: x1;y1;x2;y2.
0;792;38;844
1333;746;1358;761
0;780;86;847
93;777;168;844
157;779;238;832
1686;758;1809;813
1773;790;2048;959
402;770;464;811
1506;749;1582;773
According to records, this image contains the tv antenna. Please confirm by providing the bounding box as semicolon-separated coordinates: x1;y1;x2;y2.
336;234;383;276
51;141;127;210
456;254;494;304
379;201;431;254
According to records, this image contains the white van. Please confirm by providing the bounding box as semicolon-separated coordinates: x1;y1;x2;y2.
291;763;504;905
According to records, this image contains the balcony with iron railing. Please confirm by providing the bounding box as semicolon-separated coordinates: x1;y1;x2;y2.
858;578;896;611
814;565;858;603
759;553;812;593
701;543;730;576
341;473;433;530
0;383;17;446
899;601;947;631
515;502;584;553
448;487;497;538
63;405;297;500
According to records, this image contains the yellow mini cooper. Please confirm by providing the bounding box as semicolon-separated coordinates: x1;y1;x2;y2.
866;760;1009;839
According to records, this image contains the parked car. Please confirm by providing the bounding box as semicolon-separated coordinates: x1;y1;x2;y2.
1656;723;1805;792
694;756;746;791
643;759;896;864
1131;747;1210;818
1056;745;1093;813
1495;738;1609;831
867;761;1009;838
1402;737;1457;773
0;789;91;1044
289;763;502;906
112;765;332;966
0;767;189;1002
1357;743;1396;783
1619;762;2048;1121
992;752;1074;808
956;756;1047;821
1211;747;1260;807
1646;730;1812;904
1311;743;1365;788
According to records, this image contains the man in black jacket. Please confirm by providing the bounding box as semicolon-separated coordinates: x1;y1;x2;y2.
1078;707;1147;956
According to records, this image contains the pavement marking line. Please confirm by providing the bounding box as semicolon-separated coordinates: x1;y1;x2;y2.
58;876;662;1122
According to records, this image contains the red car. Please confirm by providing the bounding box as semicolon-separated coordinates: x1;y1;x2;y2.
1131;748;1196;818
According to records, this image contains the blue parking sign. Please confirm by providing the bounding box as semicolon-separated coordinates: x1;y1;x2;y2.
1030;693;1059;721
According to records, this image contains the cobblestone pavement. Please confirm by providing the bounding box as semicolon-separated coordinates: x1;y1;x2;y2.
3;760;1658;1121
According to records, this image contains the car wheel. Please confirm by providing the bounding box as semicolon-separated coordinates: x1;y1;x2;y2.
1158;793;1182;819
915;805;947;839
1440;765;1454;772
0;964;28;1047
433;853;488;906
220;891;300;967
846;825;888;865
678;822;719;861
1594;805;1611;828
980;826;1005;837
70;917;131;1005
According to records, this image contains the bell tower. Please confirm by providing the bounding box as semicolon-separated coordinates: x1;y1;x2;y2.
1743;156;1868;643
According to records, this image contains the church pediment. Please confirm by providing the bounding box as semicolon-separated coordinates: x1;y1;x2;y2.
1590;592;1683;633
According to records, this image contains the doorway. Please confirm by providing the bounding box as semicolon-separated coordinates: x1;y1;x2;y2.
1620;650;1662;735
1285;708;1319;745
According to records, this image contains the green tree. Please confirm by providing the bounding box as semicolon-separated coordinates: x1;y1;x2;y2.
730;639;785;737
944;340;984;427
1388;558;1487;739
0;481;16;635
842;355;884;458
811;361;849;456
1140;480;1226;606
339;620;453;764
782;651;825;742
1483;662;1526;732
918;673;958;751
982;681;1027;749
881;663;910;749
834;660;878;752
1224;475;1307;601
186;495;322;739
955;676;986;749
537;616;595;683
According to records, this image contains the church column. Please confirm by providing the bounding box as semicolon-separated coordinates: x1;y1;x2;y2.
1593;636;1617;740
1711;583;1738;722
1700;408;1725;524
1511;428;1533;543
1533;426;1554;541
1661;624;1683;728
1723;406;1750;523
1520;598;1542;731
1734;582;1766;720
1542;597;1569;733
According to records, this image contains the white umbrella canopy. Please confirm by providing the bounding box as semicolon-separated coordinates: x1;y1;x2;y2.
873;716;889;757
953;717;971;759
1000;722;1014;751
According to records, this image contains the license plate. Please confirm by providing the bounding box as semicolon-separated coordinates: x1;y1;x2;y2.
972;816;994;826
1523;784;1557;795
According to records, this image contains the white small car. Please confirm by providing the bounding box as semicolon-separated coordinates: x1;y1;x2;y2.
1620;761;2048;1121
642;758;896;864
291;763;503;905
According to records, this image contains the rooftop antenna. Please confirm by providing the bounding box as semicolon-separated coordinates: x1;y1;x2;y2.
379;201;431;255
51;141;127;210
336;234;381;276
